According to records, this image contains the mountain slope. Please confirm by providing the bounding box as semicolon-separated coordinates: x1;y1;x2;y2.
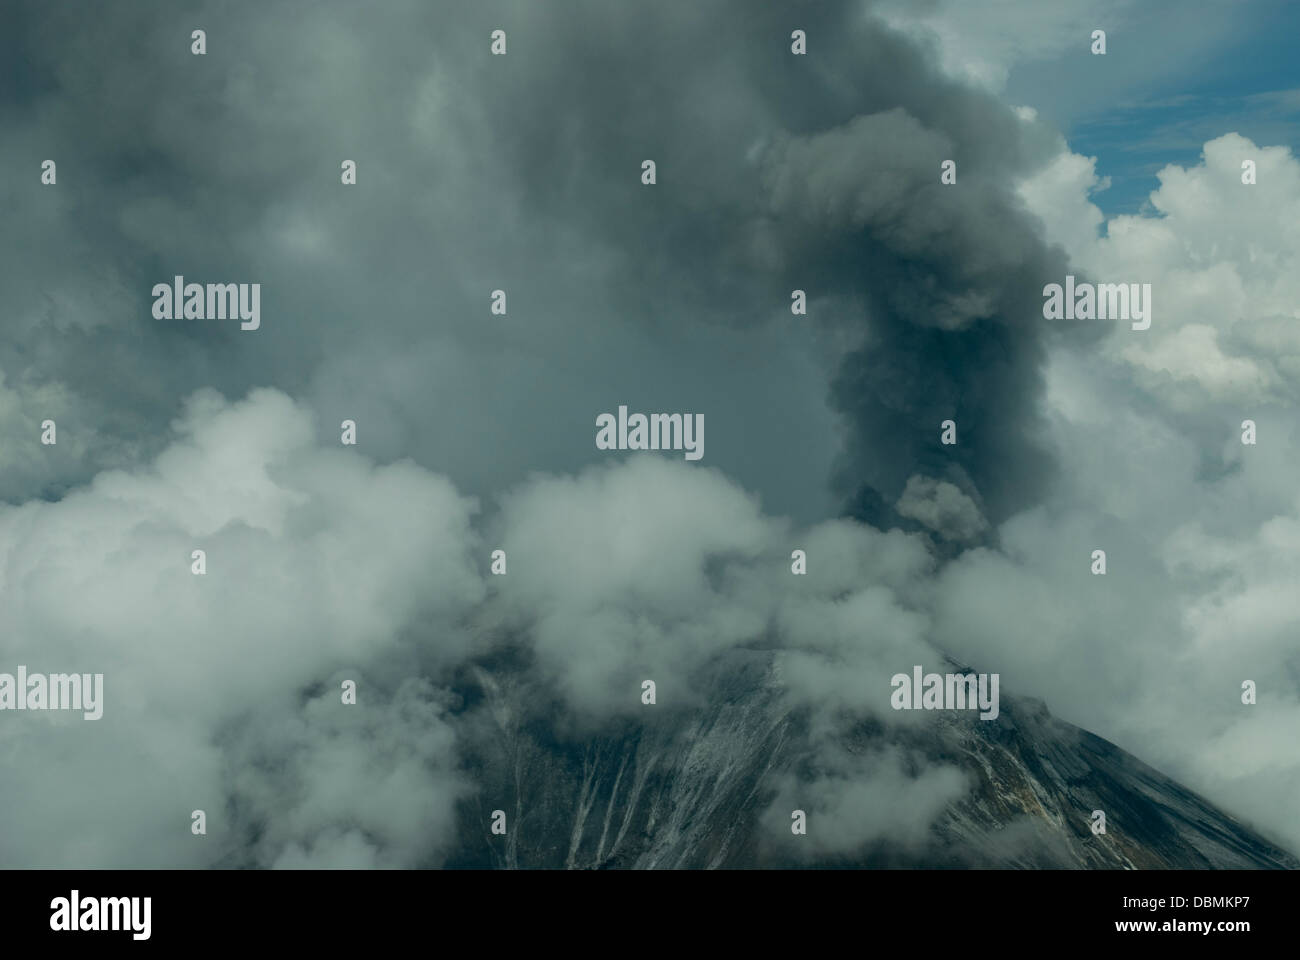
445;649;1298;869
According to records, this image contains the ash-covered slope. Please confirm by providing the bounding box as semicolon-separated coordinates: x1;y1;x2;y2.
444;649;1297;869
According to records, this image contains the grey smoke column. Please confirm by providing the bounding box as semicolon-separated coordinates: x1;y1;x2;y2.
464;0;1108;531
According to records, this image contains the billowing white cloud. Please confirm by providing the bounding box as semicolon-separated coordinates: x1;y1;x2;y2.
0;388;483;867
1022;132;1300;408
0;388;975;866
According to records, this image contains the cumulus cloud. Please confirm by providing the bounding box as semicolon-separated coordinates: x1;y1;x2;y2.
229;676;467;869
489;457;776;719
0;389;483;867
1022;132;1300;410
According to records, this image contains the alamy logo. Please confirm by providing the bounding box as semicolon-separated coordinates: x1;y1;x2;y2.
50;890;150;940
152;275;260;330
891;665;1000;720
1042;275;1151;330
596;405;704;461
0;666;103;719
